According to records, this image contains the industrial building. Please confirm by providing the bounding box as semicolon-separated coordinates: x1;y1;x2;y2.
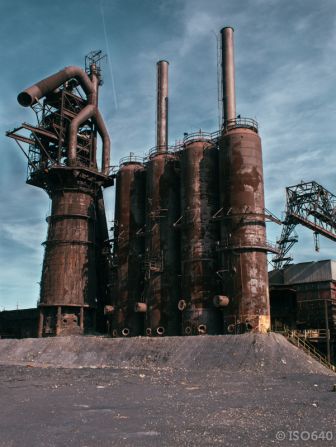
270;260;336;362
1;27;336;365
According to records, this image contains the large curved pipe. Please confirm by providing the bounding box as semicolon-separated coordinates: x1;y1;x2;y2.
18;64;111;176
68;105;110;174
95;109;111;175
68;105;96;166
17;66;94;107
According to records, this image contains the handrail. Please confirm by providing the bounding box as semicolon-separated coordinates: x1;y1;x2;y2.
222;117;258;133
281;330;335;373
119;154;144;167
217;238;279;253
146;144;182;159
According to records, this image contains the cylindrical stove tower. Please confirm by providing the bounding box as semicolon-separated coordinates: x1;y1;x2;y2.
179;133;220;335
218;26;270;334
39;179;98;336
219;124;270;333
144;151;180;336
143;59;180;336
113;155;146;336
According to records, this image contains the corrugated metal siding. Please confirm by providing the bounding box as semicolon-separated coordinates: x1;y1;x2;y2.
284;260;334;284
268;269;285;285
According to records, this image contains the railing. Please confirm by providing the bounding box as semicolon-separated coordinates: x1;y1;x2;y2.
222;117;258;133
217;238;279;253
281;330;335;373
146;145;182;159
182;130;220;144
107;165;118;176
145;130;221;159
119;153;144;167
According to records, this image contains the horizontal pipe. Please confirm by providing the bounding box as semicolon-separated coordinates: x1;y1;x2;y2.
197;324;207;335
122;328;130;336
156;326;165;335
104;305;115;315
17;66;94;107
135;302;147;313
178;299;187;311
213;295;230;308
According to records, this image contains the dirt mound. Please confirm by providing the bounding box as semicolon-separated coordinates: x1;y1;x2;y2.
0;332;331;374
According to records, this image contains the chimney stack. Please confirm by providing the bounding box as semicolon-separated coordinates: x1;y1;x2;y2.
220;27;236;123
156;60;169;151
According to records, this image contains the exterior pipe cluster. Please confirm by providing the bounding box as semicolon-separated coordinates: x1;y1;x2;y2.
10;57;113;336
17;65;110;175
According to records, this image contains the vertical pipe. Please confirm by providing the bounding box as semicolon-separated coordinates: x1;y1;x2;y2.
80;307;84;332
156;60;169;151
324;296;331;363
220;27;236;123
38;310;44;338
56;306;62;336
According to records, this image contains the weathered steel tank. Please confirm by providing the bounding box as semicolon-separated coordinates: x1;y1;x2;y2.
218;27;270;333
143;60;181;336
112;155;146;336
144;149;180;336
40;186;97;335
179;132;221;335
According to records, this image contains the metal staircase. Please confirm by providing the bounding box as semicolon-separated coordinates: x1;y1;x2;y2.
282;330;335;373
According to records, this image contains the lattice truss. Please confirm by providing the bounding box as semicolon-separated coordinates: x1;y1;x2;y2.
273;181;336;269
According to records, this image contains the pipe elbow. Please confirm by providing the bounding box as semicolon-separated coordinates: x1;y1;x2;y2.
68;104;96;165
63;66;94;97
17;65;94;107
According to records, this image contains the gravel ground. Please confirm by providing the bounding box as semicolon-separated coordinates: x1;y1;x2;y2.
0;333;335;447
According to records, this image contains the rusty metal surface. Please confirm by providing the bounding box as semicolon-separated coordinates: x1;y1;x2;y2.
39;187;97;336
156;61;169;151
113;160;146;336
16;63;110;175
219;127;270;333
144;152;180;336
220;27;236;122
180;138;221;334
17;66;94;107
9;56;113;337
94;188;113;333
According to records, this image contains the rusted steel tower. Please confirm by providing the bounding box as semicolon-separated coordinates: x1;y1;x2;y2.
7;52;112;336
218;28;270;333
112;154;146;337
144;61;180;336
179;132;220;335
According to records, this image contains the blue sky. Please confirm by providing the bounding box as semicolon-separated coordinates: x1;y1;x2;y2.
1;0;336;309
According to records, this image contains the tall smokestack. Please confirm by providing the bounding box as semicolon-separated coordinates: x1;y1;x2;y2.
156;60;169;151
220;27;236;123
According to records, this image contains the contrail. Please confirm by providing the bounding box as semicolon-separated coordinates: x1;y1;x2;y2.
100;1;118;111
